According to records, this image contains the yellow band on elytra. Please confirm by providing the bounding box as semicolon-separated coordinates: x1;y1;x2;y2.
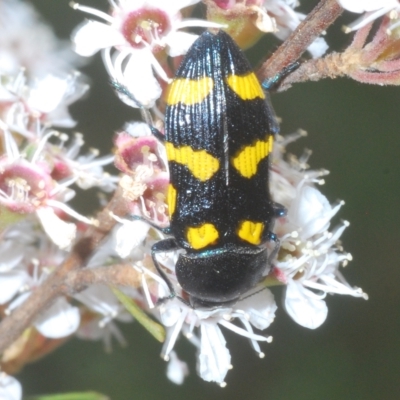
167;77;214;105
231;135;273;178
165;142;219;181
226;73;265;100
186;223;219;250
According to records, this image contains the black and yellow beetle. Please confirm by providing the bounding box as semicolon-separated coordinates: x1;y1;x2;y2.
148;30;284;308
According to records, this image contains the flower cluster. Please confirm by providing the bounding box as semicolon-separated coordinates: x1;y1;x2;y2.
0;0;373;397
0;1;116;397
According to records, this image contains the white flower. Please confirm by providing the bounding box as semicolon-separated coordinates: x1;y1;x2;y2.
48;132;116;192
36;208;77;250
338;0;400;32
113;217;150;258
287;184;343;240
0;372;22;400
0;70;88;129
0;119;107;248
155;282;276;384
35;297;80;339
0;0;80;79
198;322;231;384
270;134;368;329
74;284;133;351
0;235;81;338
0;269;30;305
74;284;128;325
72;0;221;107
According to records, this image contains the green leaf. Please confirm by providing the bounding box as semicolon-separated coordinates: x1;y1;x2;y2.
25;391;109;400
110;286;165;343
0;205;25;233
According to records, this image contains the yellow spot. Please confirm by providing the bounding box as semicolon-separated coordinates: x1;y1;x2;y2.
165;142;219;181
226;73;265;100
237;220;264;245
166;77;214;105
186;223;219;250
167;184;177;217
231;135;273;178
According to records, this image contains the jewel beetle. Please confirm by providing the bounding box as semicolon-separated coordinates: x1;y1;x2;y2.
148;30;284;308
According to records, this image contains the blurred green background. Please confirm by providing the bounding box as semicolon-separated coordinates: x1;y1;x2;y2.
18;1;400;399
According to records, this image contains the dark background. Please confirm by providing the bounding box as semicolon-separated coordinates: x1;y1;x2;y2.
17;1;400;399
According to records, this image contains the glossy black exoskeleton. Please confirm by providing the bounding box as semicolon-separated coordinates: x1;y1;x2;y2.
146;30;285;307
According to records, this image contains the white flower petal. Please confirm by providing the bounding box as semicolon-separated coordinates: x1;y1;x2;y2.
337;0;397;13
284;280;328;329
288;185;338;239
0;241;24;272
255;7;277;32
74;284;121;316
46;107;76;128
237;289;277;330
159;300;184;327
72;20;124;56
198;323;231;383
36;207;77;249
125;122;152;137
35;297;80;338
76;317;126;351
117;52;162;108
165;31;198;57
307;37;329;58
115;219;150;258
28;75;69;113
0;270;28;304
166;351;189;385
0;373;22;400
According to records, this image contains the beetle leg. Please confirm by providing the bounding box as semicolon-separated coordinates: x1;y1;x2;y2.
127;214;171;235
265;231;281;266
109;79;156;128
261;62;300;91
264;93;280;135
149;126;165;143
272;202;287;218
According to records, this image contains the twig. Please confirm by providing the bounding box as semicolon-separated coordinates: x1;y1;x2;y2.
277;50;360;89
0;187;135;355
257;0;343;87
62;263;142;295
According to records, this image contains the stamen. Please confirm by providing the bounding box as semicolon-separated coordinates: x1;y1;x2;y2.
31;130;60;164
161;308;188;360
140;269;155;309
70;2;115;24
218;319;270;341
46;199;95;225
345;7;395;32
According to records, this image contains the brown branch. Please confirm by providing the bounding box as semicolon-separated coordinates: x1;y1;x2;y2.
0;187;134;355
257;0;344;87
277;50;362;89
62;264;142;295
